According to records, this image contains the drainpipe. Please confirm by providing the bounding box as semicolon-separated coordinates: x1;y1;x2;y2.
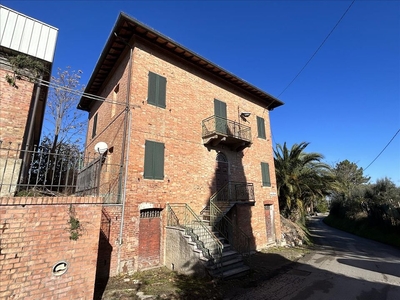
21;75;43;184
114;33;133;274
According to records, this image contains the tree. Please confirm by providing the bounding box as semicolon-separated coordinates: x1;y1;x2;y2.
329;160;370;218
44;67;86;153
20;67;86;194
332;160;370;198
274;142;334;223
364;177;400;227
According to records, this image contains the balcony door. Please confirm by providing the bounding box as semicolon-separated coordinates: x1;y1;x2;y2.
214;99;227;135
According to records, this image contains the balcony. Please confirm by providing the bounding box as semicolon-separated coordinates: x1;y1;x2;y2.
202;116;252;151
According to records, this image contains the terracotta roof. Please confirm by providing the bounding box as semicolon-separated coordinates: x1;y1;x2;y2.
78;12;284;111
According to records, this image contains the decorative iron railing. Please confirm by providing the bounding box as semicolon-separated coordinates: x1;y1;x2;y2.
202;115;252;142
210;202;250;256
166;203;223;264
0;141;121;203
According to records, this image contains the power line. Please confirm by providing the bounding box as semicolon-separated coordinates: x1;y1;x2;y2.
17;72;127;107
364;128;400;171
39;78;127;106
278;0;356;98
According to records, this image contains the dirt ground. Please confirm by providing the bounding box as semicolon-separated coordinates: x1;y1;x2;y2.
99;246;309;300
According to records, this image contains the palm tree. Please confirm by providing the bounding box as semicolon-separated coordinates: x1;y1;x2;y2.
274;142;333;223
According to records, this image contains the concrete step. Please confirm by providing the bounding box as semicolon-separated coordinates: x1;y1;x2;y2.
207;259;250;279
207;256;244;272
221;265;251;279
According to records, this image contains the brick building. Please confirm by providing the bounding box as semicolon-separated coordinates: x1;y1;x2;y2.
0;5;58;195
78;12;284;278
0;5;57;148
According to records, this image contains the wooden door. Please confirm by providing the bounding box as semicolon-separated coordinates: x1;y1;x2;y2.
264;204;275;244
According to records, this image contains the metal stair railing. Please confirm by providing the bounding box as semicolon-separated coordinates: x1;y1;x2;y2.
210;202;251;256
166;203;224;265
210;181;255;207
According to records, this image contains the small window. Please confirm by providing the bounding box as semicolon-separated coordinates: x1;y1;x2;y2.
112;84;119;117
144;140;165;180
261;162;271;187
140;208;161;218
92;113;98;138
257;116;266;139
148;72;166;108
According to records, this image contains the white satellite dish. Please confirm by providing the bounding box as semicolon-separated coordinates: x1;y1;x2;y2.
94;142;108;154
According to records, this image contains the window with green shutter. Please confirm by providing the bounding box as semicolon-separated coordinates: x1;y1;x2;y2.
214;99;227;134
144;140;165;180
148;72;166;108
261;162;271;187
257;116;266;139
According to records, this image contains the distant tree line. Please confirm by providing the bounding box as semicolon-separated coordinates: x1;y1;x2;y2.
274;142;400;232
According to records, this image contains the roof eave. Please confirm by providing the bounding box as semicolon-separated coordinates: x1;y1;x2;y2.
78;12;284;111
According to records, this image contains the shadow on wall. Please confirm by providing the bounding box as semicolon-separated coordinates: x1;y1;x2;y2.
93;210;113;300
207;148;256;253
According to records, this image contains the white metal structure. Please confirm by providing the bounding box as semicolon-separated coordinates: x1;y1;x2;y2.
0;5;58;62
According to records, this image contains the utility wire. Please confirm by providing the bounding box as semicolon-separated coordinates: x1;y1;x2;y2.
39;78;127;106
278;0;356;98
364;128;400;171
17;72;128;106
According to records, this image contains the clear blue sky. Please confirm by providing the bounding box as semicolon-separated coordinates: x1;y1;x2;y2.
3;1;399;185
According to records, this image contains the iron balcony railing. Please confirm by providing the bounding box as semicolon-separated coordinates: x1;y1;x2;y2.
202;115;252;142
0;141;121;203
166;203;223;265
210;181;255;205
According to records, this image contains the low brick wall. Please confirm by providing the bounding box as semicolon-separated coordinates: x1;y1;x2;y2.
0;197;103;300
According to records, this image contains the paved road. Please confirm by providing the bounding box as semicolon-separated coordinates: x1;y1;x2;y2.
233;216;400;300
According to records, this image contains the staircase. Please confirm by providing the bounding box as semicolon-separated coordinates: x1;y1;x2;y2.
166;181;254;279
199;206;250;279
166;203;250;279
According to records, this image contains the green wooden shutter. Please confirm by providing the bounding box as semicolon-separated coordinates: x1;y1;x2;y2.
214;99;227;134
144;140;165;179
261;162;271;186
148;72;166;108
257;116;266;139
157;75;166;108
214;99;227;118
144;140;154;179
148;72;157;106
153;142;165;179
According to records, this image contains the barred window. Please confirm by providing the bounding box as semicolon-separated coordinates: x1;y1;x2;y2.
140;208;161;218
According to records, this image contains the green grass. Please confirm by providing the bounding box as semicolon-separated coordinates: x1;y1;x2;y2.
324;215;400;249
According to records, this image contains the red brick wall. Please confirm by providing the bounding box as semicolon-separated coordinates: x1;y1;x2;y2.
138;215;161;269
96;205;122;278
0;197;103;300
0;68;35;146
83;38;282;274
